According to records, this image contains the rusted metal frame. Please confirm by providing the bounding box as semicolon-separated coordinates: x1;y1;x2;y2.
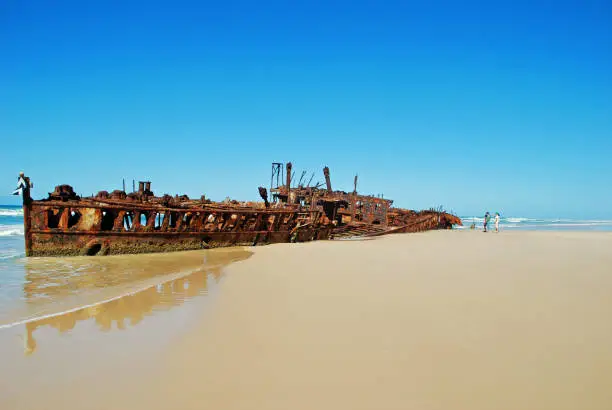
164;211;178;231
254;213;265;231
113;210;126;231
220;212;233;231
350;195;357;225
132;210;143;230
160;211;170;230
191;212;203;231
201;211;216;231
286;162;292;202
42;208;49;229
213;213;225;232
179;212;193;231
232;214;248;232
222;212;238;232
264;214;274;231
277;213;288;231
31;202;302;215
323;166;332;192
285;213;297;230
232;213;245;232
270;214;282;231
145;210;157;230
238;214;251;231
248;213;261;231
123;210;134;231
224;213;238;232
174;211;185;231
58;207;69;229
188;212;203;232
30;229;293;236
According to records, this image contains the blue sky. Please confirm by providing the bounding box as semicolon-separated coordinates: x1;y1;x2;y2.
1;0;610;218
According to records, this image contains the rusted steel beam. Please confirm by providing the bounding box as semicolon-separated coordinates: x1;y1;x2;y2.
31;202;307;214
286;162;292;202
323;166;332;192
30;230;296;236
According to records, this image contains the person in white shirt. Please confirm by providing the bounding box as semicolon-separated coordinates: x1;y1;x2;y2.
494;212;500;232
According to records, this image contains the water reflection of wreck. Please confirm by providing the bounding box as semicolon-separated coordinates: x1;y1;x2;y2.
23;271;212;355
22;249;251;355
18;163;461;257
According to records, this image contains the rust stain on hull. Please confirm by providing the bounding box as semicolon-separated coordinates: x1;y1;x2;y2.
16;163;461;257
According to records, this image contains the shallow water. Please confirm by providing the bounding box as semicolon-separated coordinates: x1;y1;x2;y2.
0;243;251;359
3;250;246;322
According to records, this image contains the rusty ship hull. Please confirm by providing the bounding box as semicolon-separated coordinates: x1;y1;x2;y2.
16;163;461;257
24;193;331;257
27;203;331;257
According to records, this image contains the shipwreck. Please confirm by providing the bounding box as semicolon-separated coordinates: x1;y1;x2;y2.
15;163;461;257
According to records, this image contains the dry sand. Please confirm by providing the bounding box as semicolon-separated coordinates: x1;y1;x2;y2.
2;231;612;409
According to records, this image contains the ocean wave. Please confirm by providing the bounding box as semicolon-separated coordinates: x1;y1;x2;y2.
0;225;24;236
461;217;484;223
549;219;612;224
543;222;612;227
0;251;24;260
0;208;23;217
505;217;538;223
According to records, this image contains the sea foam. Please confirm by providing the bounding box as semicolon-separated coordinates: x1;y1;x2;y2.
0;208;23;217
0;225;24;236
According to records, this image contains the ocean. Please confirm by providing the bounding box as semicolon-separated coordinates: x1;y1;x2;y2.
0;205;24;260
1;204;611;331
458;215;612;231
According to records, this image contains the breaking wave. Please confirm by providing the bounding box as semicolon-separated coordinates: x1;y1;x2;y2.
0;250;24;260
0;225;23;236
0;208;23;217
505;217;537;223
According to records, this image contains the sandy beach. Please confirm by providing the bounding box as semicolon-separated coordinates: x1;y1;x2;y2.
2;230;612;410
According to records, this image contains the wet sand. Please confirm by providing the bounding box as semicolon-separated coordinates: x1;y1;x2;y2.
0;248;252;327
2;231;612;409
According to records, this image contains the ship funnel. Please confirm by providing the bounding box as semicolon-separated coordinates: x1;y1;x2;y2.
286;162;292;202
323;166;332;192
286;162;292;190
138;181;145;193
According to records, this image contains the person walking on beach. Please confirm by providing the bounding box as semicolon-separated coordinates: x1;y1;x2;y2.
494;212;500;233
484;211;490;232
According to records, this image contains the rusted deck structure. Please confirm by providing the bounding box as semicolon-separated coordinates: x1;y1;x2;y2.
16;163;461;257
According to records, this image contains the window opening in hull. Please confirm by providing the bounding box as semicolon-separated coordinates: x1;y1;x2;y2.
101;210;117;231
68;210;81;228
47;209;62;229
